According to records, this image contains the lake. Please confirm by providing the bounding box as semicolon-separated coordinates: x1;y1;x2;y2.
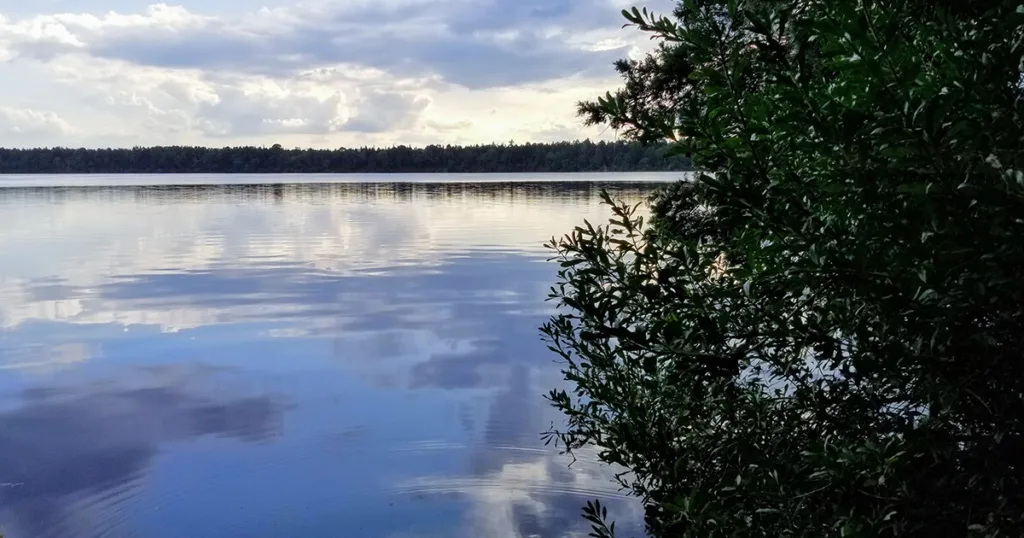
0;174;677;538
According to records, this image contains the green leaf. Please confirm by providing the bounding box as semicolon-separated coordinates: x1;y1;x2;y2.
548;3;1024;538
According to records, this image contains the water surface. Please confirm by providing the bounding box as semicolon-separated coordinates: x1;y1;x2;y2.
0;175;672;538
0;172;679;188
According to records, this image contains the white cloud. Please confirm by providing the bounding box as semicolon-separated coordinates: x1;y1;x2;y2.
0;107;72;136
0;0;677;146
344;89;431;133
194;83;346;137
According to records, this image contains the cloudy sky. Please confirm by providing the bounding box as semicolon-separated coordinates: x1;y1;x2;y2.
0;0;672;149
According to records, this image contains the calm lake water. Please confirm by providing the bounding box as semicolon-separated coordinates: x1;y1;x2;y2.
0;174;677;538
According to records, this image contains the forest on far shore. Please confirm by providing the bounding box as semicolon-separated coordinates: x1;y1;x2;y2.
0;140;692;174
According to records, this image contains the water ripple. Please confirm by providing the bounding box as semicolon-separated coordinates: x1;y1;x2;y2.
0;178;660;538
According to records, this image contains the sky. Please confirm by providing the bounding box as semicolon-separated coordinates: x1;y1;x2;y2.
0;0;673;149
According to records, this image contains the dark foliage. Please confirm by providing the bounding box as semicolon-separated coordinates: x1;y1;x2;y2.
0;141;691;174
544;1;1024;537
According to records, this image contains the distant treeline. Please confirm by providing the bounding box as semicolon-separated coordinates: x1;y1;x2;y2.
0;141;692;174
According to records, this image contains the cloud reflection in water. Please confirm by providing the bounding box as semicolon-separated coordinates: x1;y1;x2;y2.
0;368;284;538
0;180;658;538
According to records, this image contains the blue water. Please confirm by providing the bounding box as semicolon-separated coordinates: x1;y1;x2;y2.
0;176;670;538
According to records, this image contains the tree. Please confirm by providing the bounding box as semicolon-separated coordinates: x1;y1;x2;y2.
542;1;1024;537
0;141;692;174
